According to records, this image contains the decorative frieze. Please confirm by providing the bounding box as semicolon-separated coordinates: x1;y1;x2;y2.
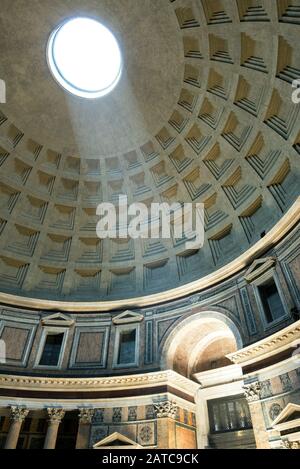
128;406;137;422
146;405;155;420
260;380;273;399
280;373;293;393
112;407;122;423
92;409;104;424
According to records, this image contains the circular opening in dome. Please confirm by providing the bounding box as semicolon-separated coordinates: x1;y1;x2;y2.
47;17;122;99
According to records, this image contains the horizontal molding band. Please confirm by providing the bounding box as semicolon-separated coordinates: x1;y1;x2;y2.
0;370;199;398
0;384;194;403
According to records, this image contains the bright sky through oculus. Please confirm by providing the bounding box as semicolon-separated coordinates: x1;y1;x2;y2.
47;17;122;99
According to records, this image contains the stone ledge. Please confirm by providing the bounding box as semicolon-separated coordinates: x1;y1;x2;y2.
0;369;199;396
227;320;300;366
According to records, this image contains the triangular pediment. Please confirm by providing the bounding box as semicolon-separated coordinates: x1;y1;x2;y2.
272;403;300;430
285;411;300;422
93;432;142;449
244;257;276;282
41;312;74;327
112;310;143;325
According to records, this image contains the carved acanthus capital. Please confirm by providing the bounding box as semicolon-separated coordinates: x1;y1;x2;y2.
283;440;300;449
243;382;261;402
47;408;65;424
153;401;178;419
78;408;94;425
10;406;29;422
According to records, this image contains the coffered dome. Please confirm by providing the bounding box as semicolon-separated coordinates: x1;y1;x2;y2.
0;0;299;302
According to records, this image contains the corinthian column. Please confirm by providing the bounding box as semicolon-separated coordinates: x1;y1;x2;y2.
44;408;65;449
5;406;29;449
76;408;94;449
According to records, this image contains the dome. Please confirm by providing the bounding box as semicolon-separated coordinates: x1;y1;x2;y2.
0;0;299;304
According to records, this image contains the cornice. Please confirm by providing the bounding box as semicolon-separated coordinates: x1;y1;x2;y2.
0;370;199;397
0;198;298;312
227;320;300;366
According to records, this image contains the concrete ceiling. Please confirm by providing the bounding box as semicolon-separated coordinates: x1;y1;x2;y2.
0;0;299;301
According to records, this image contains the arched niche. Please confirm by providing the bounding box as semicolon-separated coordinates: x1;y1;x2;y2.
161;311;243;379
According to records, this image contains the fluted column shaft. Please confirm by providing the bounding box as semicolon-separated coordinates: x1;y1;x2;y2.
5;406;29;449
44;408;65;449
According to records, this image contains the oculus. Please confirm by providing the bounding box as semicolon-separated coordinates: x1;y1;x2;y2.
47;17;122;99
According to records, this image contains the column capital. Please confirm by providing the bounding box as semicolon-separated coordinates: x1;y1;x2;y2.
153;401;178;419
10;406;29;422
47;408;65;424
78;408;94;425
243;382;261;402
